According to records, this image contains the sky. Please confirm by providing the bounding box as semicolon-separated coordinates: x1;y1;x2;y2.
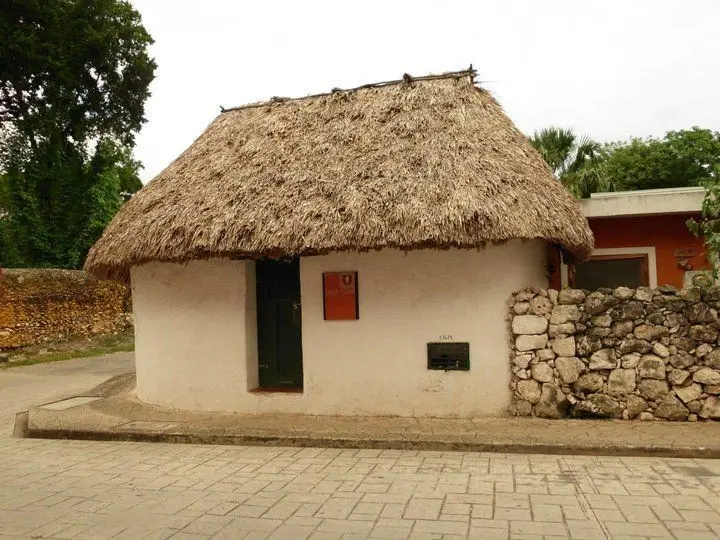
129;0;720;182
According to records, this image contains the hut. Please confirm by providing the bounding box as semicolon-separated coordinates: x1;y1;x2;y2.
85;69;593;417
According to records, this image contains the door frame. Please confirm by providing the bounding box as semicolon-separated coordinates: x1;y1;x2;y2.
561;246;657;288
255;258;304;390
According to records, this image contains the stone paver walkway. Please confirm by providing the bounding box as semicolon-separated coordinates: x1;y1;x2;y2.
2;354;720;539
2;437;720;539
0;352;134;432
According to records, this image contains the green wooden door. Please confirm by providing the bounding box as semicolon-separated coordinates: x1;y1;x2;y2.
256;259;303;388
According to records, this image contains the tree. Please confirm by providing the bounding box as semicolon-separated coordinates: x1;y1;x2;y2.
529;127;612;198
601;128;720;192
0;0;155;148
687;165;720;277
0;0;155;268
0;137;143;268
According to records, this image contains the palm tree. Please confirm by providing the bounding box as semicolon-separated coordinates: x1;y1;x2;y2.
529;127;612;198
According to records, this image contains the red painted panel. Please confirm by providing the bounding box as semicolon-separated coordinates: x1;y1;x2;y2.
323;271;359;320
589;213;709;288
546;213;710;289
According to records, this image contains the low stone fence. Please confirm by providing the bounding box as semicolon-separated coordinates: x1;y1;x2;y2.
509;286;720;421
0;269;132;350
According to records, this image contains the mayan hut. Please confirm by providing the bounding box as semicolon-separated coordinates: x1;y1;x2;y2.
85;68;593;416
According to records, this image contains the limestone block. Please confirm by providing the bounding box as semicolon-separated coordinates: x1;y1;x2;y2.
555;357;583;384
587;327;611;338
574;373;604;393
577;335;603;356
665;313;687;328
552;336;575;357
516;379;542;404
638;379;669;401
529;296;553;316
634;287;654;302
557;289;585;305
652;343;670;358
612;321;634;338
626;395;649;419
633;324;668;341
668;351;695;369
684;302;717;324
515;334;548;351
515;290;535;302
638;355;666;380
589;348;617;370
693;367;720;385
534;384;569;418
621;354;641;369
512;315;548;335
531;362;554;383
536;349;556;361
549;323;575;338
513;354;532;369
675;383;702;404
700;396;720;419
572;394;622;419
707;350;720;369
689;325;719;343
671;336;696;352
619;301;645;320
654;394;689;421
548;289;559;304
613;286;635;300
677;287;702;303
584;292;619;316
512;400;533;416
549;305;581;325
668;369;690;386
591;314;612;328
607;369;636;396
619;338;652;355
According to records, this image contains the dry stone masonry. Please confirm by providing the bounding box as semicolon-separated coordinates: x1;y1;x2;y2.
0;269;132;350
509;286;720;422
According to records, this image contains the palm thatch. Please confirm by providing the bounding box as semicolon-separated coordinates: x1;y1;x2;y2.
85;68;593;281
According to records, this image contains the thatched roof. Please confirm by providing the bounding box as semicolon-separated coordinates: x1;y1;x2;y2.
85;68;593;281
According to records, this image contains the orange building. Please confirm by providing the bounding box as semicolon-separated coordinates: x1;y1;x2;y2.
549;187;712;290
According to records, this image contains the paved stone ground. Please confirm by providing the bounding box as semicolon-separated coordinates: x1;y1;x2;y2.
0;353;134;431
2;354;720;539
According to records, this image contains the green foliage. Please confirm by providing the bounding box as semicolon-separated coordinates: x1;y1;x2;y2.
529;127;613;198
687;166;720;275
531;127;720;199
0;139;142;268
0;0;154;269
0;0;155;147
601;128;720;191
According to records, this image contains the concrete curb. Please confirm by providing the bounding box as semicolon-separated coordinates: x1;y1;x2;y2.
20;375;720;459
21;424;720;458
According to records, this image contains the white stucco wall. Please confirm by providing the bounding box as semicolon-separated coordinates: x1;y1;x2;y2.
131;240;547;417
131;259;257;411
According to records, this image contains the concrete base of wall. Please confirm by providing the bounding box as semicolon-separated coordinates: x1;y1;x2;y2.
22;382;720;458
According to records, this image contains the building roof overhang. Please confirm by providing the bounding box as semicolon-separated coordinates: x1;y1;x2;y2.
581;186;705;219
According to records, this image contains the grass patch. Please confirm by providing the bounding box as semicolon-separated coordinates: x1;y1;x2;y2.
1;331;134;370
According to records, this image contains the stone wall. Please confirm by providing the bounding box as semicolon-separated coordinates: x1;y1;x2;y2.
509;286;720;421
0;269;131;350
